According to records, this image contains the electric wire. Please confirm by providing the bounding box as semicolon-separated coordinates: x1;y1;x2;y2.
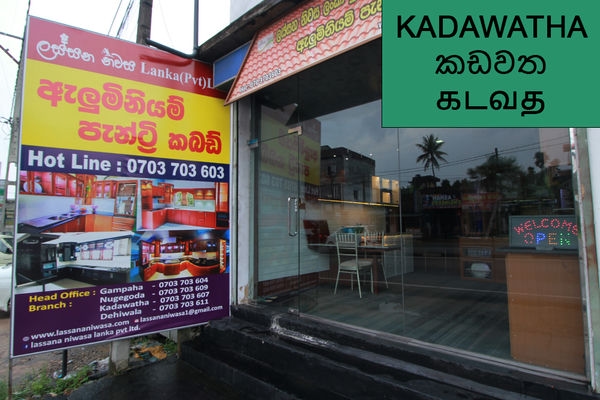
375;135;570;186
108;0;126;36
156;0;175;47
116;0;136;38
377;136;569;177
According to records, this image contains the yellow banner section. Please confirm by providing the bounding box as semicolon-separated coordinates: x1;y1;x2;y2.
22;60;230;163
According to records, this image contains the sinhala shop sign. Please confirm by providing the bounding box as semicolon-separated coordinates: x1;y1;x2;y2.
11;17;230;358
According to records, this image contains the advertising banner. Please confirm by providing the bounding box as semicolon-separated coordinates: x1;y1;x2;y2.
11;17;230;357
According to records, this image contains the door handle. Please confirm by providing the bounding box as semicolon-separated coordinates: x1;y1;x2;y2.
288;196;299;237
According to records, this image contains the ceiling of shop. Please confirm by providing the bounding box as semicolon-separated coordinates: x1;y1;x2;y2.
256;38;382;124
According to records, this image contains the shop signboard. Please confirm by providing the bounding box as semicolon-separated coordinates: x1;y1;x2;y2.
11;17;230;357
420;190;461;209
461;192;500;212
226;0;382;103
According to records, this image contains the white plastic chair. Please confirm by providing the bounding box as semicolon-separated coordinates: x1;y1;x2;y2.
366;231;388;288
366;231;383;245
334;232;373;298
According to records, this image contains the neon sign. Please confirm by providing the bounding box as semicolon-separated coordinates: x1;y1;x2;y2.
509;215;578;250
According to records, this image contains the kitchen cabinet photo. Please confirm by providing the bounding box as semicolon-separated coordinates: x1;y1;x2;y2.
94;180;115;198
15;233;59;285
18;170;138;235
138;230;228;281
114;181;138;216
20;171;85;197
14;231;135;290
139;180;228;230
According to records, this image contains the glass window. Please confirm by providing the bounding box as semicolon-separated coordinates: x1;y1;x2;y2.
252;42;583;375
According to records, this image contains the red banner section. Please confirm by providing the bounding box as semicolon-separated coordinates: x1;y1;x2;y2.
26;17;225;98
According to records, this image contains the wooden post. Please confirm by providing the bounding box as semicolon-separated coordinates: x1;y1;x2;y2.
136;0;153;45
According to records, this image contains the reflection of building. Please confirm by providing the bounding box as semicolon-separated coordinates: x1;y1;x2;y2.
404;175;462;239
371;176;400;205
320;146;398;205
320;146;374;202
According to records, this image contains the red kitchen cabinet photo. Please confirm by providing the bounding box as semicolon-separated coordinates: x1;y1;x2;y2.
216;183;228;212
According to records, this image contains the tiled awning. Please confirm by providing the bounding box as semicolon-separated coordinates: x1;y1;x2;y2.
225;0;381;104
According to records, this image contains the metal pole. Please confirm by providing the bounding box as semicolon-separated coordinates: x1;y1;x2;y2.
397;129;405;314
61;350;68;378
193;0;199;49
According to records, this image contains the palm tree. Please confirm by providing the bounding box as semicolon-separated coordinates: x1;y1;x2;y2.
416;134;447;177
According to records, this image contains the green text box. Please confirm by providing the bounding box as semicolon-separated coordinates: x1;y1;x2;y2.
382;0;600;127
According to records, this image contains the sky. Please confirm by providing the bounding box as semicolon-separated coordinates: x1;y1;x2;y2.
0;0;231;180
319;100;571;188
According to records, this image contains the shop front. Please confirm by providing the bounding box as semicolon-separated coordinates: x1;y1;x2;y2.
249;71;585;372
198;0;599;393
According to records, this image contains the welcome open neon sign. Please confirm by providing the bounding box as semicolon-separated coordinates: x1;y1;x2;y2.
509;215;578;250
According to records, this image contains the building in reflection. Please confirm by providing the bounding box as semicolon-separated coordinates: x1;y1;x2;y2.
320;146;375;202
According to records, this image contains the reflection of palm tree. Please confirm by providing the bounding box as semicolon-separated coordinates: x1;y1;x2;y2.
467;154;522;194
416;134;447;177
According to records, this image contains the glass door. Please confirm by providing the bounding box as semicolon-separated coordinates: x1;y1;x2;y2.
254;93;403;313
253;38;394;311
254;97;307;309
253;75;330;309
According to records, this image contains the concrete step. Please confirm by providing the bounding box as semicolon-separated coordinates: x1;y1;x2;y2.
181;304;599;400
